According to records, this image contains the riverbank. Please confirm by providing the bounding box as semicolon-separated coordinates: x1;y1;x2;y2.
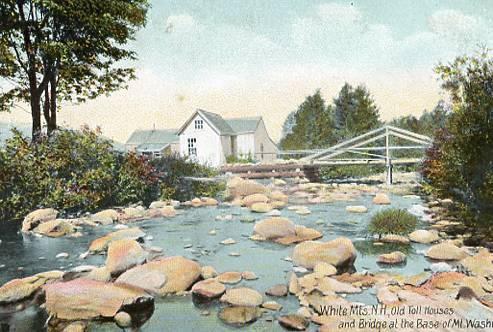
1;172;492;331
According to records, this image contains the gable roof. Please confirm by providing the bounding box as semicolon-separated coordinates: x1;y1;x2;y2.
226;117;262;134
126;129;179;145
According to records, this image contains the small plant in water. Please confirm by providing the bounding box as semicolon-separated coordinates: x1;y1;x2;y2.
368;208;418;238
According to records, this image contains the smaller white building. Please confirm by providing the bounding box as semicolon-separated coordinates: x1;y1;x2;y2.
176;109;278;167
125;129;179;158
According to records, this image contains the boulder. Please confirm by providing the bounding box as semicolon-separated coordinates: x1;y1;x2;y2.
218;306;262;326
191;198;202;207
86;267;112;282
271;201;287;209
273;179;287;186
116;256;200;295
253;217;295;240
89;227;145;253
270;191;288;203
201;266;218;279
289;273;301;294
426;242;468;261
91;209;119;225
105;239;148;276
345;206;368;213
373;193;391;205
377;251;406;265
33;219;75;237
380;234;410;244
275;225;323;245
278;314;310;331
43;278;153;321
0;271;63;304
262;301;282;311
292;238;357;270
114;311;132;328
265;284;288;297
409;230;440;244
217;271;242;284
313;262;337;277
159;206;176;217
202;197;219;206
220;287;263;307
119;207;145;221
317;277;361;294
22;208;58;232
149;201;167;209
241;271;258;280
191;279;226;300
461;249;493;278
250;202;273;213
242;193;269;207
377;287;399;305
227;177;266;198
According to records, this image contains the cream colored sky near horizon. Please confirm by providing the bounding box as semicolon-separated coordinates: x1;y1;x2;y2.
1;1;489;143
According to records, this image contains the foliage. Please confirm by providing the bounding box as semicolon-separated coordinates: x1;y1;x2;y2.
151;155;225;202
280;90;336;150
333;83;381;139
320;165;381;180
114;153;159;206
0;128;222;221
0;0;149;138
226;153;255;164
368;208;418;236
422;49;493;227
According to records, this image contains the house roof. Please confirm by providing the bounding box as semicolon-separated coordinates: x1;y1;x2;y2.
226;117;262;134
126;129;179;146
136;143;170;152
177;109;263;136
197;109;235;135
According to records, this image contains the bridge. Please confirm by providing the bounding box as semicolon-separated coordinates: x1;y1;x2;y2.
221;125;433;184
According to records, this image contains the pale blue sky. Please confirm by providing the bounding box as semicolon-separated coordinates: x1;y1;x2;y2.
4;1;493;142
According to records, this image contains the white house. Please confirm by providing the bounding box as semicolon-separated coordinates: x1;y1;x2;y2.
176;109;278;167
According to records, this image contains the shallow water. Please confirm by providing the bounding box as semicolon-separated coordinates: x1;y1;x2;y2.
0;193;431;331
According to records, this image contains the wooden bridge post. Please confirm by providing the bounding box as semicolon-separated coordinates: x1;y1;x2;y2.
385;127;393;185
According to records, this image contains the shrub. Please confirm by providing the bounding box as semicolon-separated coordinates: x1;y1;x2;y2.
0;128;225;222
368;208;418;237
151;155;225;202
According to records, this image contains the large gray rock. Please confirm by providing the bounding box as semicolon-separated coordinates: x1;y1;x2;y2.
116;256;201;295
426;242;468;261
220;287;263;307
89;227;145;253
409;230;440;244
43;278;153;321
22;208;58;232
292;238;357;270
253;217;295;240
105;239;148;276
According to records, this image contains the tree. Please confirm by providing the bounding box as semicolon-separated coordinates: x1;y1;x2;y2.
279;90;336;150
333;83;381;139
281;110;296;138
418;100;449;137
0;0;149;139
423;49;493;227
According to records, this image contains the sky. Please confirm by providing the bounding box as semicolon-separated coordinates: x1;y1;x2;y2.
2;0;493;142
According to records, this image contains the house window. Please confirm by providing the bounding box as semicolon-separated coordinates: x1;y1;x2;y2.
153;151;162;158
187;138;197;156
260;143;264;160
194;119;203;130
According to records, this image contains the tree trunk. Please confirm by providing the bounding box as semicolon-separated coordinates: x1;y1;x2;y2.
48;74;57;134
43;84;51;131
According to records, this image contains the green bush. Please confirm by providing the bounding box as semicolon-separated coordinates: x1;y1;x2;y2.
320;165;381;180
0;128;225;222
368;208;418;237
151;155;225;202
226;153;255;164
